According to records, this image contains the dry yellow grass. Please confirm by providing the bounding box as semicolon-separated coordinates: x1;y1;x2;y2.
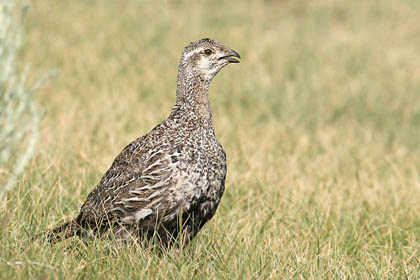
1;0;420;278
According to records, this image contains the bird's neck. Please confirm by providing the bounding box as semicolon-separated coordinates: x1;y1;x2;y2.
174;67;213;122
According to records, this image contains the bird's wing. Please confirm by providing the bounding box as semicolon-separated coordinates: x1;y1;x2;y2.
77;133;185;227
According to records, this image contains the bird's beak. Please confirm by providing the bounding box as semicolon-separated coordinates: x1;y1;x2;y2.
218;49;241;63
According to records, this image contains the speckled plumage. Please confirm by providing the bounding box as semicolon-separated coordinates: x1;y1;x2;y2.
47;38;240;248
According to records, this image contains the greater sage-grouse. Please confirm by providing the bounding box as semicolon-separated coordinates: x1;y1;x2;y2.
46;38;240;248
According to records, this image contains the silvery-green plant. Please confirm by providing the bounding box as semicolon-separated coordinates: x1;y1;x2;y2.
0;0;48;198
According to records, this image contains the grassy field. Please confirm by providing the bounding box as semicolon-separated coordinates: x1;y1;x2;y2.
2;0;420;278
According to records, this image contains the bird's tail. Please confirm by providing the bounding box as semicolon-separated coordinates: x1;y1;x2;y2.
45;219;81;243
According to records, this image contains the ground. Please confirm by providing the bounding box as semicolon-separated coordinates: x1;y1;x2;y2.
1;0;420;278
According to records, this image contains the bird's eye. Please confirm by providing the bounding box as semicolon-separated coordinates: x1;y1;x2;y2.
204;49;213;56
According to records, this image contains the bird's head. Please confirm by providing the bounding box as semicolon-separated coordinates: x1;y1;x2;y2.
180;38;241;82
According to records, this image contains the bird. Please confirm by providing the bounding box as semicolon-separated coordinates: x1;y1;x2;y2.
46;38;240;249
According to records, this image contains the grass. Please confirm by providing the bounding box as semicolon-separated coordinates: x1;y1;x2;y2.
1;0;420;278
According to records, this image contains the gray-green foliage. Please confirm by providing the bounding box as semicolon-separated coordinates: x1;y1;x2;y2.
0;0;40;198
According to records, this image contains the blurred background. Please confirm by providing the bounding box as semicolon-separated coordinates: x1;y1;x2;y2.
2;0;420;278
25;0;420;158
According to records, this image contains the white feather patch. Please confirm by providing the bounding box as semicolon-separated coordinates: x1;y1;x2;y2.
134;208;153;221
